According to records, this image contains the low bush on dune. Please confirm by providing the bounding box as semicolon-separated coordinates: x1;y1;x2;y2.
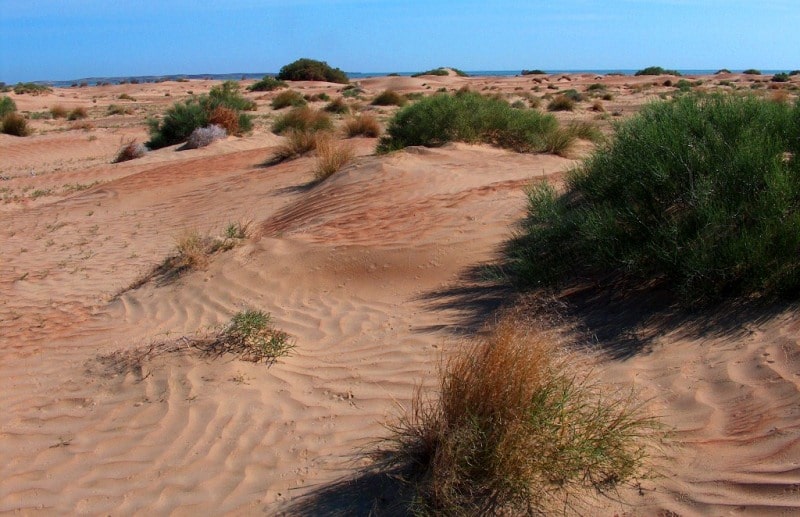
67;107;88;120
772;72;790;83
377;91;579;156
508;93;800;305
743;68;762;75
635;66;681;76
213;309;294;364
411;67;469;78
113;139;148;163
185;124;227;149
147;80;253;149
0;96;16;118
371;89;407;107
314;133;354;181
323;97;350;114
272;106;332;135
344;113;381;137
13;82;52;95
248;75;287;92
1;112;30;136
521;69;547;75
271;90;307;109
547;94;576;111
277;58;349;84
107;104;133;115
379;317;657;515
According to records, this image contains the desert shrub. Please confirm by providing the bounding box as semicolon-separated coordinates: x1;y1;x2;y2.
371;89;407;107
272;106;332;134
510;99;526;109
323;97;350;114
248;76;288;92
521;69;547;75
268;129;321;163
185;124;227;149
586;83;607;92
743;68;762;75
113;139;148;163
216;309;293;363
1;112;30;136
314;134;355;181
341;84;364;98
715;68;732;74
50;105;68;118
790;70;800;76
107;104;132;115
67;107;88;120
277;58;348;84
675;79;693;91
206;81;256;111
344;112;381;137
380;317;656;515
118;93;136;101
591;100;605;112
378;92;567;154
560;89;584;102
0;96;16;118
271;90;307;109
70;120;94;131
561;120;603;143
411;68;450;77
13;82;52;95
508;94;800;305
547;95;575;111
772;73;790;83
208;106;240;135
635;66;681;76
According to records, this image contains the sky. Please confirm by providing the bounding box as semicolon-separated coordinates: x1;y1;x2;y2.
1;0;798;83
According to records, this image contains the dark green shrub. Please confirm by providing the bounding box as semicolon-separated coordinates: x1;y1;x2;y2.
271;90;306;109
547;95;575;111
521;69;547;75
277;58;348;84
206;81;256;112
248;76;287;92
635;66;681;76
0;96;15;118
675;79;693;91
323;97;350;114
789;70;800;76
586;83;607;92
743;69;762;75
560;89;584;102
272;106;332;134
411;67;469;77
377;92;567;155
1;112;30;136
371;89;407;107
509;94;800;305
772;73;790;83
13;82;52;95
715;69;732;74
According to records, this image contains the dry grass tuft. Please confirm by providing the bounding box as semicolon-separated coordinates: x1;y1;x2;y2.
67;106;89;120
50;105;68;119
379;316;659;515
314;134;354;181
113;139;148;163
272;106;333;135
1;112;31;136
343;112;381;138
268;129;323;164
208;105;240;135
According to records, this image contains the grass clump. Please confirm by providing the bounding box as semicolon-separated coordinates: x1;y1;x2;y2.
271;90;307;109
371;89;407;107
272;106;332;135
546;94;575;111
0;96;16;118
67;107;89;120
268;129;321;164
118;93;136;101
113;139;148;163
277;58;348;84
1;112;30;136
216;309;293;364
377;92;569;155
344;113;381;137
50;105;68;119
635;66;681;76
509;93;800;305
380;317;656;515
314;134;354;181
323;97;350;114
107;104;133;115
248;76;288;92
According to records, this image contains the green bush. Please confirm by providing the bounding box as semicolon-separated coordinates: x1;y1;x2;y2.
277;58;348;84
634;66;681;76
377;92;571;155
206;81;256;112
772;73;790;83
371;89;407;107
743;69;762;75
248;76;287;92
271;90;306;109
546;95;575;111
272;106;333;135
521;69;547;75
0;96;16;118
411;67;468;78
323;97;349;114
13;82;52;95
509;94;800;305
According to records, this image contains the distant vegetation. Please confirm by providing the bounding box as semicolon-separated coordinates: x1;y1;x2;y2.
271;90;306;109
635;66;681;76
371;89;407;107
272;106;332;135
521;69;547;75
411;67;469;78
277;58;349;84
247;76;287;92
742;69;762;75
1;112;29;136
715;69;732;74
772;72;790;83
509;93;800;305
0;96;17;118
13;82;52;95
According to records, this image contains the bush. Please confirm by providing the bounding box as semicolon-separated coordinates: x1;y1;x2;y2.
560;89;584;102
208;106;240;135
344;113;381;137
634;66;681;76
323;97;350;114
586;83;607;92
216;309;293;364
277;58;349;84
743;68;762;75
521;69;547;75
675;79;693;91
380;317;656;515
772;73;790;83
50;105;68;119
371;89;407;107
185;124;227;149
118;93;136;101
1;112;30;136
0;96;16;118
113;139;148;163
547;95;575;111
206;81;256;111
411;67;469;78
509;94;800;305
715;68;732;74
272;106;332;135
314;134;354;181
107;104;132;115
248;76;287;92
67;107;88;120
13;82;52;95
269;129;321;163
271;90;307;109
377;92;566;155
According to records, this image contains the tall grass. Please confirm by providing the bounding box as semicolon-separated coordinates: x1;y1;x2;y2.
509;93;800;305
272;106;332;135
343;113;381;137
314;134;354;181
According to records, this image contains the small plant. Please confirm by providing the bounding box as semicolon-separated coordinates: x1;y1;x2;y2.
342;84;364;98
344;113;381;137
107;104;132;115
0;96;16;118
1;113;30;136
271;90;307;109
208;106;240;135
67;107;88;120
277;58;349;84
323;97;350;114
635;66;681;76
314;134;354;181
50;105;68;119
185;124;227;149
113;140;148;163
248;76;288;92
547;94;575;111
371;89;407;107
772;72;790;83
675;79;693;91
742;68;762;75
272;106;332;134
560;89;584;102
118;93;136;101
216;309;293;363
268;129;322;164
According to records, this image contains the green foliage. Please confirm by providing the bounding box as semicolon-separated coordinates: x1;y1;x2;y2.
509;94;800;305
377;92;568;155
206;81;256;111
410;67;468;77
323;97;350;114
219;309;293;364
277;58;349;84
546;95;575;111
13;82;53;95
715;69;732;74
772;73;790;83
743;69;762;75
272;106;333;135
271;90;307;109
248;76;288;92
521;69;547;75
371;89;407;107
0;96;16;118
586;83;607;92
675;79;693;91
634;66;681;76
559;89;584;102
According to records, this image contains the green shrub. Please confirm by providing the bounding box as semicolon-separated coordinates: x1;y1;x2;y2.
248;76;287;92
560;89;584;102
271;90;306;109
323;97;350;114
635;66;681;76
675;79;693;91
377;92;568;155
277;58;349;84
216;309;293;364
411;67;468;77
521;69;547;75
715;68;732;74
509;94;800;305
371;89;407;107
1;112;30;136
0;96;16;118
772;73;790;83
743;69;762;75
546;95;575;111
272;106;332;135
13;82;52;95
586;83;607;92
206;81;256;111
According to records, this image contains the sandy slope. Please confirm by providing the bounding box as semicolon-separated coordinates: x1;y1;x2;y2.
2;74;800;515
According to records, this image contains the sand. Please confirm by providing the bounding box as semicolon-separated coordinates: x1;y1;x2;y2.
2;71;800;515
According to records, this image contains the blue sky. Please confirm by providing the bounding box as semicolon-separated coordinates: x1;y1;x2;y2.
1;0;798;82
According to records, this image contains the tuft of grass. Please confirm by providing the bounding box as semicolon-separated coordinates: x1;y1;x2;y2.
343;112;381;137
635;66;681;76
323;97;350;114
313;134;354;181
277;58;349;84
107;104;133;115
509;93;800;305
113;139;148;163
377;92;564;155
372;90;407;107
0;96;16;118
586;83;607;92
118;93;136;101
547;94;575;111
67;107;88;120
380;317;657;515
215;309;294;364
271;90;307;109
272;106;332;135
50;105;68;119
1;112;30;136
268;129;322;163
248;76;288;92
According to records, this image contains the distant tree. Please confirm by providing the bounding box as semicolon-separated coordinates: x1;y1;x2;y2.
277;58;349;84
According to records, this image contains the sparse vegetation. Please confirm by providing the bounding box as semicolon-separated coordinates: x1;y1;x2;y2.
248;76;288;92
67;107;88;120
313;134;354;181
107;104;132;115
214;309;293;364
13;82;52;95
185;124;227;149
272;106;332;135
268;129;321;164
412;67;469;78
547;94;575;111
0;96;16;118
344;113;381;137
371;89;407;107
277;58;349;84
509;93;800;305
634;66;681;76
521;69;547;75
1;112;30;136
323;97;350;114
380;317;657;515
271;90;307;109
743;69;762;75
50;105;68;119
118;93;136;101
113;140;148;163
772;72;790;83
